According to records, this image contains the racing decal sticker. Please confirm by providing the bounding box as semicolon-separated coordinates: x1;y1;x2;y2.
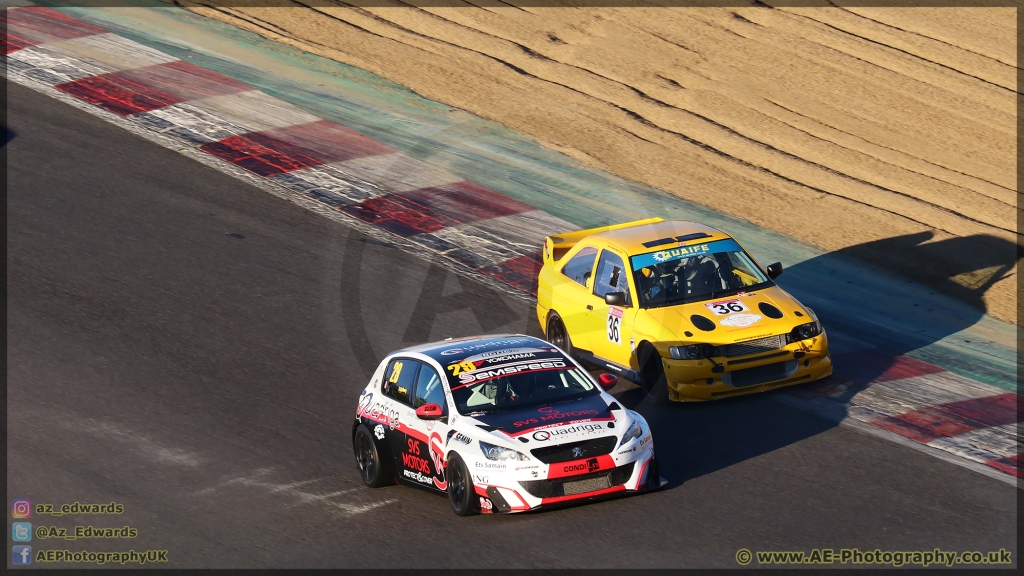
473;395;614;436
631;238;742;270
607;306;623;344
474;461;507;470
543;421;608;440
454;358;567;385
388;360;405;383
445;346;566;387
639;433;653;449
705;298;749;315
447;358;484;377
547;454;616;479
402;469;433;485
473;474;489;484
402;438;433;476
439;337;535;356
357;393;401;430
447;431;472;445
719;313;763;327
512;406;602;431
374;424;385;440
428;432;448;490
356;390;372;416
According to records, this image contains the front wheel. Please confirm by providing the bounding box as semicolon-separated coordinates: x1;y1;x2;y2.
638;344;670;405
547;312;573;356
446;452;479;517
353;424;392;488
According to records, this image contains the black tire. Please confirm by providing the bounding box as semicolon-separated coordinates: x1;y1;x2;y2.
638;344;670;405
446;452;479;517
546;312;573;356
353;424;392;488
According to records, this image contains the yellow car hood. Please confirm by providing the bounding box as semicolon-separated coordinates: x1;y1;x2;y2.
643;286;810;344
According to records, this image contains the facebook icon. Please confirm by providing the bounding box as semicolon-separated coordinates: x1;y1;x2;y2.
13;545;32;565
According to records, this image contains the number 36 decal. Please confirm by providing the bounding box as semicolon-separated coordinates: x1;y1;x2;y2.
705;298;748;315
607;307;623;344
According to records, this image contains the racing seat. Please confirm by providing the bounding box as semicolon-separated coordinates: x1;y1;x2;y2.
699;258;726;294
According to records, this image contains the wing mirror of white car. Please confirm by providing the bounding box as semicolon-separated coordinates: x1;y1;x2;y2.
415;403;444;420
605;292;627;306
598;373;617;391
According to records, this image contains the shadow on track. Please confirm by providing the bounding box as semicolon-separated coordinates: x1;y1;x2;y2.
5;126;16;147
615;233;1020;489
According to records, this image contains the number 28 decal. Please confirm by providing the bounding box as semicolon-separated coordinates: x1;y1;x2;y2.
607;306;623;344
705;298;748;316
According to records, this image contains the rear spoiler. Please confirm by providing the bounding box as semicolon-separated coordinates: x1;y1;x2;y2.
542;217;665;264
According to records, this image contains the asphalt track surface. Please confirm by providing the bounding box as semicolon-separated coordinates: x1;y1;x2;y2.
7;81;1018;568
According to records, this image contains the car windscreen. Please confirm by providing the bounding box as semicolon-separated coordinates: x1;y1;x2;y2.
630;238;772;308
443;347;599;416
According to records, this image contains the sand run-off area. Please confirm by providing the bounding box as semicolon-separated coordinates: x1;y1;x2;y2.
178;1;1018;324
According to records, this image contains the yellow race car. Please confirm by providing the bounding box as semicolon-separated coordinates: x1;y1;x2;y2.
536;218;832;403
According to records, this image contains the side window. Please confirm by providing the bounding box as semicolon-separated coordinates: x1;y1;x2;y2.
412;365;448;415
594;250;631;304
383;358;419;406
561;246;599;287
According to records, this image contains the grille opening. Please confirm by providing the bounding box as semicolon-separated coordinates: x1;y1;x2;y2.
723;360;798;387
721;334;786;357
530;436;617;464
519;462;636;498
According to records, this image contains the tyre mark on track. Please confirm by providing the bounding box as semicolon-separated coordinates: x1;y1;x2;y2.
290;3;1014;236
763;98;1017;200
834;5;1019;69
65;418;204;468
782;7;1016;94
194;468;396;515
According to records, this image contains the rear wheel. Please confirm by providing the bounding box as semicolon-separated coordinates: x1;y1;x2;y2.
638;344;670;405
546;313;573;356
353;424;392;488
446;452;479;517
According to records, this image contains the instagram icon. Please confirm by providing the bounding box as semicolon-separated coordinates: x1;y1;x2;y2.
11;499;31;518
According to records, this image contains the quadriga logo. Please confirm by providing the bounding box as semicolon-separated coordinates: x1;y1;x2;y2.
550;422;605;437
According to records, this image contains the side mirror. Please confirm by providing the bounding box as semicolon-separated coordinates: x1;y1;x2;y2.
415;403;444;420
598;373;618;391
605;292;627;306
766;262;783;280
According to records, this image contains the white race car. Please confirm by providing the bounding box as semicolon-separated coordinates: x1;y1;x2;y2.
352;334;660;515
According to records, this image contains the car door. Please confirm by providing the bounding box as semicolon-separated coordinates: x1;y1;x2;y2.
403;361;451;492
586;248;638;366
549;244;600;350
380;357;421;476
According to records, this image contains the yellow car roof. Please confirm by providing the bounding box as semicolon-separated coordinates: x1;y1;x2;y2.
593;220;732;255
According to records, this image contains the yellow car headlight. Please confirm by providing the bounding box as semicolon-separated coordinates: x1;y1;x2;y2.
669;344;714;360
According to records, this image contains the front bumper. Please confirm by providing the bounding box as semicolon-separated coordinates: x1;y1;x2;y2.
470;445;657;514
662;331;832;402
